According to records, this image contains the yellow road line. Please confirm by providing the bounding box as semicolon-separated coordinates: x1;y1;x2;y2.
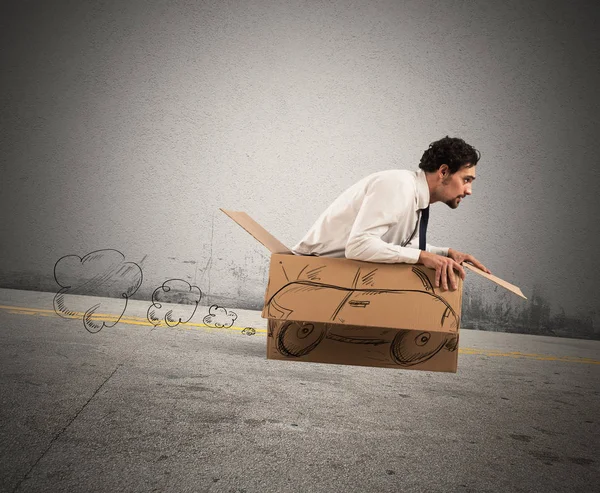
0;304;267;334
459;347;599;364
1;304;598;364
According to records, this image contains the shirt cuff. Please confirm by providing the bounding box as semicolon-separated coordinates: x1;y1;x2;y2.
427;245;449;257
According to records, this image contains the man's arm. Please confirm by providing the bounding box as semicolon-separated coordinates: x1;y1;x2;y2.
344;176;421;264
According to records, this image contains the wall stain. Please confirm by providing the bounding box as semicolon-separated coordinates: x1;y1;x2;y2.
463;284;599;340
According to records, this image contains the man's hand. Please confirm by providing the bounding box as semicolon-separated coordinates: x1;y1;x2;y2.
418;250;465;291
448;249;491;274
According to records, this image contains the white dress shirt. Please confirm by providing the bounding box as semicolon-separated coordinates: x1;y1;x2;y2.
292;169;449;264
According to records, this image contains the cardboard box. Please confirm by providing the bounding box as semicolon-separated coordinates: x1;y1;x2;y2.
222;209;525;373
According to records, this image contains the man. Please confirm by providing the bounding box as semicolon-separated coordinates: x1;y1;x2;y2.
292;136;491;291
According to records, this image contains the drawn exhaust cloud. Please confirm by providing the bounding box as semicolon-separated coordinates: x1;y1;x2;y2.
203;305;238;328
53;249;143;333
147;279;202;327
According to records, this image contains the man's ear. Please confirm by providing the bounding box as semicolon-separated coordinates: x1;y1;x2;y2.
439;164;450;177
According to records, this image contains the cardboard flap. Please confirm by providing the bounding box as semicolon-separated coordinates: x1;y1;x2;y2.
220;209;291;254
464;264;527;300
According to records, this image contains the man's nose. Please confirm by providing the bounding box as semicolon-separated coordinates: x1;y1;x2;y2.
465;185;472;195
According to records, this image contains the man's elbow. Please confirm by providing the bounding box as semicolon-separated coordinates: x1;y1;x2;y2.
345;237;369;261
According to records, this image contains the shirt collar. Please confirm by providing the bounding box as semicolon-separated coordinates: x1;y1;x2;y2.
415;169;430;210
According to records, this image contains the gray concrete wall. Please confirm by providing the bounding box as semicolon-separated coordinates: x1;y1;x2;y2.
1;0;599;339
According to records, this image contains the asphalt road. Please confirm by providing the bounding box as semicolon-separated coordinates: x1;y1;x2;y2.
0;288;598;492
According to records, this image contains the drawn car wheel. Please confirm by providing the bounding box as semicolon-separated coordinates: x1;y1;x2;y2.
390;330;449;366
276;321;326;357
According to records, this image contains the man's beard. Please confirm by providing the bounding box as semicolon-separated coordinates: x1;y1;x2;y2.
445;197;461;209
441;177;461;209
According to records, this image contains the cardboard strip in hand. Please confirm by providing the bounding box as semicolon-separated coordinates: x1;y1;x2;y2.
463;263;527;300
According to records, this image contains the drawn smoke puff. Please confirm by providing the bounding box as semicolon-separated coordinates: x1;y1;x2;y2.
53;249;143;333
147;279;202;327
203;305;238;328
241;327;256;336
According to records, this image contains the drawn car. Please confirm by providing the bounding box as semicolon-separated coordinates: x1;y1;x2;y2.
275;321;458;366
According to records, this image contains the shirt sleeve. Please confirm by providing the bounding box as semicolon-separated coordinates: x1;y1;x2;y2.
426;244;449;257
404;237;449;257
344;175;422;264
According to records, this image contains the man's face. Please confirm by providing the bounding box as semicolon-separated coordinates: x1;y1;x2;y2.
440;164;476;209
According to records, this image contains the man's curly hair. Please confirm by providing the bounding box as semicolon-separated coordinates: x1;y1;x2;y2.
419;136;480;174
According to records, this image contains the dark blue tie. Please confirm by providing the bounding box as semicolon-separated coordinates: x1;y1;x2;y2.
419;206;429;251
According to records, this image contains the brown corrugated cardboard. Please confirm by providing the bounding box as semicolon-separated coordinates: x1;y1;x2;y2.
267;320;459;372
263;253;462;333
463;263;526;299
220;210;291;255
221;208;524;373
